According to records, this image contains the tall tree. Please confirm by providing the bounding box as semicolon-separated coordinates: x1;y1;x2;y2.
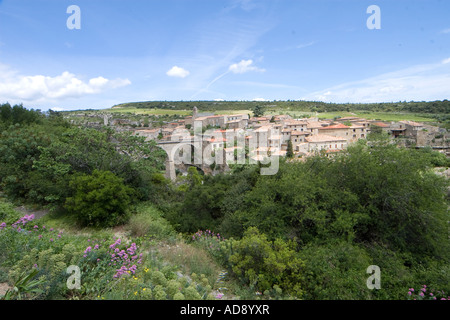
286;140;294;158
252;105;265;117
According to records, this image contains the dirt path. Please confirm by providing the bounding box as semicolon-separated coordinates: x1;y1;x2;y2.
14;206;49;220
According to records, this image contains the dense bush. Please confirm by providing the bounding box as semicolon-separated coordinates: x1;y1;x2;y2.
227;227;304;298
64;170;135;228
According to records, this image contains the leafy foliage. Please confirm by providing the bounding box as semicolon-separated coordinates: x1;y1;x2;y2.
64;170;134;228
227;227;304;298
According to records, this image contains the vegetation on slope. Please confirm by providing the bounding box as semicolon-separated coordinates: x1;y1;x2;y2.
0;102;449;300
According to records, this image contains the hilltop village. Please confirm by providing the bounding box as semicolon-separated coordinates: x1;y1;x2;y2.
128;107;450;160
68;107;450;165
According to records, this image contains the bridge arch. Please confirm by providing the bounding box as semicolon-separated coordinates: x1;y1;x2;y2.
157;139;203;181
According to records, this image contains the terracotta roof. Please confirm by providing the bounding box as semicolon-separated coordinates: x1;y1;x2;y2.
399;120;423;127
319;123;350;130
307;121;329;128
254;125;274;132
372;122;389;128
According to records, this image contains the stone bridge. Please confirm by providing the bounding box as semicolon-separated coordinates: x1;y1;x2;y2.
157;138;226;181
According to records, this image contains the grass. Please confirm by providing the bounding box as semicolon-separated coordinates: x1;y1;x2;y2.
107;107;252;117
212;109;253;115
265;109;437;122
107;107;191;116
155;241;224;288
66;106;440;124
127;202;177;240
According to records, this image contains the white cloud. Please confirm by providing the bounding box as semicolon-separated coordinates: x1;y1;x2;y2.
49;107;66;112
440;28;450;34
253;97;268;101
229;59;265;74
166;66;190;78
0;67;131;103
302;59;450;103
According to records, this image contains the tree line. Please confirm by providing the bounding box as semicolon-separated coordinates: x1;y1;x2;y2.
112;99;450;114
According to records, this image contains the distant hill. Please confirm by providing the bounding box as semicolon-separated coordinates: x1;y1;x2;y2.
111;99;450;114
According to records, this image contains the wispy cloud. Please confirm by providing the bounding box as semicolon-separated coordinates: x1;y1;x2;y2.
227;0;259;12
274;40;317;52
183;1;277;100
296;41;317;49
302;59;450;103
190;59;266;99
440;28;450;34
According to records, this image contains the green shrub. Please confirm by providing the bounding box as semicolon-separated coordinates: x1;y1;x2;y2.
299;241;374;300
0;200;22;224
227;227;304;298
64;170;134;228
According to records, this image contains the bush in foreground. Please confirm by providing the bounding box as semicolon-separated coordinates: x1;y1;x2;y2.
64;170;134;228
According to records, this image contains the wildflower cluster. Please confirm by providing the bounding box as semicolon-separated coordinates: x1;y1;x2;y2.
11;214;35;229
191;230;225;254
192;229;224;242
0;214;36;232
109;238;142;278
191;229;229;264
1;214;63;243
82;237;143;280
407;285;449;300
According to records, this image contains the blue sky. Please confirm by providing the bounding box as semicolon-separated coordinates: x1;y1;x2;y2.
0;0;450;111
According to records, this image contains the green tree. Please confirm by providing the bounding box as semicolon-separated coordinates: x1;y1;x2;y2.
64;170;135;228
286;140;294;158
252;105;265;117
